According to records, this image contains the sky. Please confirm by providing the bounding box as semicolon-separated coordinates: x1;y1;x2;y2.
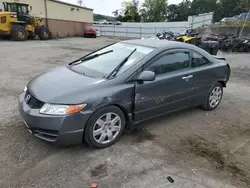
62;0;183;16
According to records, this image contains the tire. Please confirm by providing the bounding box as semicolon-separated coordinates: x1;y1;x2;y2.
38;26;50;40
201;82;223;111
11;25;28;41
84;106;126;148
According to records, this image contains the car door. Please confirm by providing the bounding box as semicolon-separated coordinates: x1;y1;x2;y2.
188;50;214;106
133;49;196;122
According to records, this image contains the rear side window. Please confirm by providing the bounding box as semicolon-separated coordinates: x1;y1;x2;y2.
146;52;189;75
191;51;210;67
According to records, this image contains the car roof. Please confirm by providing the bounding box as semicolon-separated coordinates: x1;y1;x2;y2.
120;39;194;49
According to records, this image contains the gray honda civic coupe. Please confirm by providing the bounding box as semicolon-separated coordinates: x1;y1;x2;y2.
19;39;231;148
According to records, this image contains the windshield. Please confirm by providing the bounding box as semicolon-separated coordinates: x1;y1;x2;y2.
6;4;28;14
70;43;154;78
6;4;17;12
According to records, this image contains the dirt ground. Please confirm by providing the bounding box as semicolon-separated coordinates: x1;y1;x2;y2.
0;37;250;188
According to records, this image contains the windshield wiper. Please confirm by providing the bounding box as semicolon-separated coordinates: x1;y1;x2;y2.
107;48;137;78
68;50;113;66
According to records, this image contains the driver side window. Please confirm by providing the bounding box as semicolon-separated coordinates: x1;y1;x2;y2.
146;51;190;75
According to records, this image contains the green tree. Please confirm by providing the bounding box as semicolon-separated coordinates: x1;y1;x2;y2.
231;0;250;15
220;0;241;18
191;0;217;15
115;0;141;22
125;0;141;22
112;10;119;17
166;4;180;21
175;0;191;21
140;0;168;22
116;0;250;23
190;0;222;22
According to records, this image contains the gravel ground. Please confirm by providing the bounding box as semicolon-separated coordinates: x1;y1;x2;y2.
0;37;250;188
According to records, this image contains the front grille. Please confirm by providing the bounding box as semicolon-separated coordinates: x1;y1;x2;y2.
25;91;44;109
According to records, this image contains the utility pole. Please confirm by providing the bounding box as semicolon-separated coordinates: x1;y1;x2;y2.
44;0;48;28
77;0;83;6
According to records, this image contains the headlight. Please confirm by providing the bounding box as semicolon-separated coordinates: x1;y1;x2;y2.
10;14;17;18
39;103;87;115
24;86;27;92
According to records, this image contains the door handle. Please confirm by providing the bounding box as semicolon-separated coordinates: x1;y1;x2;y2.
182;75;193;80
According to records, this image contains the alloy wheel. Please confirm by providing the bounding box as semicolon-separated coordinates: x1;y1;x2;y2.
93;112;122;145
209;86;222;108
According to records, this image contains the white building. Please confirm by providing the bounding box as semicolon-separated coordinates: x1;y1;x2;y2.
0;0;94;37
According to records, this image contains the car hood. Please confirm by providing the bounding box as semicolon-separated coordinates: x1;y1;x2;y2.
27;66;105;103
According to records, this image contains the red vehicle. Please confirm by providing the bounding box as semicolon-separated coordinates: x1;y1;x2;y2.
84;26;97;38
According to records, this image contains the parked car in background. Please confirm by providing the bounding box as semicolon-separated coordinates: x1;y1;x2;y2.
97;19;108;25
84;26;97;38
18;40;231;148
220;17;233;23
94;20;119;25
113;21;122;25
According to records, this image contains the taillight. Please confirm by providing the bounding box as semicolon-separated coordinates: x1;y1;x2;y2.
0;16;6;23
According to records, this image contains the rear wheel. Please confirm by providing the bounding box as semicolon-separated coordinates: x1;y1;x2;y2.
84;106;125;148
201;82;223;111
11;25;28;41
38;26;50;40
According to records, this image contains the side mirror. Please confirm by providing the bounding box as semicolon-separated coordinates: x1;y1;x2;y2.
137;71;155;81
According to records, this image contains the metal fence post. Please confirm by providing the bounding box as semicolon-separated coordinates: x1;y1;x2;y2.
154;27;156;35
113;25;115;36
140;27;142;38
191;16;194;29
126;26;128;39
203;14;206;27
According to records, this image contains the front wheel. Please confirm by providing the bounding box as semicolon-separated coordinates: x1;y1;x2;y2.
84;106;125;148
202;83;223;111
11;25;28;41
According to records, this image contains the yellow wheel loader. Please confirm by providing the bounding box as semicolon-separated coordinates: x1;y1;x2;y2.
0;2;50;41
